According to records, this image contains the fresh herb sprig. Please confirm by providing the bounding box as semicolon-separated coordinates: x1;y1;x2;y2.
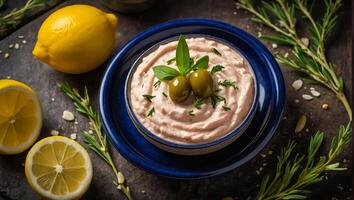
193;98;205;109
218;80;238;89
153;35;209;80
142;94;155;102
237;0;352;120
256;123;351;200
210;65;224;74
147;107;155;117
211;47;222;56
0;0;47;32
57;82;133;200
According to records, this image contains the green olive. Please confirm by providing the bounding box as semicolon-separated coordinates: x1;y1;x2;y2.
189;69;213;98
169;76;191;102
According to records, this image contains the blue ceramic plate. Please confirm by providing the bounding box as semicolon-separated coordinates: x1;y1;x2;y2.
99;19;285;179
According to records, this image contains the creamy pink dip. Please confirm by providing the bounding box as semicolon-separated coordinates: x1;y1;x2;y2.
129;37;254;144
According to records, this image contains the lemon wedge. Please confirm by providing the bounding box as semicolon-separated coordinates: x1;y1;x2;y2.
25;136;93;200
0;79;42;154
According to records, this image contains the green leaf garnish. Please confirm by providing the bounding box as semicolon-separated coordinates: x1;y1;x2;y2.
153;80;161;88
193;98;205;109
153;65;180;80
187;110;195;116
142;94;155;102
210;65;224;74
176;35;190;75
189;58;194;67
147;107;155;117
166;57;176;65
218;80;238;89
193;56;209;69
210;94;226;108
222;106;231;111
211;48;222;56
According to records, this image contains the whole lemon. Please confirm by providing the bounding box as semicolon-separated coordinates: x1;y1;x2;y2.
33;5;117;74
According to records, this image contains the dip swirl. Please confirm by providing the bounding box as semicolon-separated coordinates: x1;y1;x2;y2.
129;37;254;144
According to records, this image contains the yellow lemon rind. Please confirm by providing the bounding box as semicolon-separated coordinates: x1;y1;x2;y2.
25;136;93;200
0;80;43;155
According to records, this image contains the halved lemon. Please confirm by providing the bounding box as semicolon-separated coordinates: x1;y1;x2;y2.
25;136;93;200
0;79;43;154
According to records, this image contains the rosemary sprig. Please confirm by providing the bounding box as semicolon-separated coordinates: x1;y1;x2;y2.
153;80;161;88
218;80;238;89
237;0;352;120
193;98;204;109
142;94;155;102
187;110;195;116
147;107;155;117
0;0;47;32
211;47;222;56
210;94;226;108
256;123;351;200
210;65;224;74
57;82;133;200
222;105;231;111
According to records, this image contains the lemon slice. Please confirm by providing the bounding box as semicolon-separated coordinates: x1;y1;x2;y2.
25;136;93;200
0;79;43;154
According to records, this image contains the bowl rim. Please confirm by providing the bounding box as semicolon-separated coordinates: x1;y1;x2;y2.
124;34;259;149
99;18;285;178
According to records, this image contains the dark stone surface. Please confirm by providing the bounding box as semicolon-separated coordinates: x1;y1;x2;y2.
0;0;351;200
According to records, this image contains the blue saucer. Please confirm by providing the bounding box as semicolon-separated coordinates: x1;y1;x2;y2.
99;19;285;179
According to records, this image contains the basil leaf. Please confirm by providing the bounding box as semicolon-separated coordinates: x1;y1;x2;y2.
176;35;190;75
193;56;209;69
153;65;180;80
184;56;209;75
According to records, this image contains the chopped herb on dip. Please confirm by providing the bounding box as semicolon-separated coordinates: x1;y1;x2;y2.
211;47;222;56
142;94;156;102
210;65;224;74
218;80;238;89
147;107;155;117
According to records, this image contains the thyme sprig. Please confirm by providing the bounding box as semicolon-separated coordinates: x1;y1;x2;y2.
256;123;351;200
237;0;352;120
0;0;47;32
57;82;133;200
218;80;238;89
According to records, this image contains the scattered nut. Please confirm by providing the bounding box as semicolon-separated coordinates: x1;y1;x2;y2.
322;103;329;110
292;79;303;90
310;90;321;97
50;130;59;136
17;35;24;39
272;43;278;49
62;110;75;121
70;133;77;140
4;53;10;59
302;94;313;100
295;114;307;133
14;43;20;49
8;44;13;48
22;40;27;44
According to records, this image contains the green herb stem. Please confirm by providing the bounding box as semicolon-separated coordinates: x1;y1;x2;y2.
237;0;352;120
255;123;351;200
0;0;47;32
58;82;133;200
